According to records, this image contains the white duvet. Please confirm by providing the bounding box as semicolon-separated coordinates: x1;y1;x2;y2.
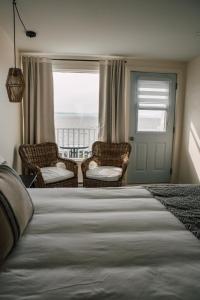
1;187;200;299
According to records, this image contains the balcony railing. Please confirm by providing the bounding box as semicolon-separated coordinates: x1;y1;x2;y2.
56;128;98;159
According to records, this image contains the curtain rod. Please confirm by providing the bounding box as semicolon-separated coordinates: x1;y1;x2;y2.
52;58;127;63
52;58;99;62
21;55;127;63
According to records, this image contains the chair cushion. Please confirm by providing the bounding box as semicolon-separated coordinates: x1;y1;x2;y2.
41;166;74;184
86;166;122;182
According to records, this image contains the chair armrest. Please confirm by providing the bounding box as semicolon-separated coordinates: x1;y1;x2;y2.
58;158;78;176
120;155;129;178
22;162;45;187
23;162;40;174
81;156;98;178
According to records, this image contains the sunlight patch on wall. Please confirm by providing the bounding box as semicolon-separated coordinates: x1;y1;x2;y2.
189;122;200;180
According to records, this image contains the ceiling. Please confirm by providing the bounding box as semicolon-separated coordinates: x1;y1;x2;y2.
0;0;200;61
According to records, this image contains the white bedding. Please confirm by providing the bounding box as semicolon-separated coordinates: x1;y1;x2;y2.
1;186;200;299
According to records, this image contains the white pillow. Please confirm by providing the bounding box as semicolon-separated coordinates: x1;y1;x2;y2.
0;155;6;164
56;162;66;169
88;160;98;169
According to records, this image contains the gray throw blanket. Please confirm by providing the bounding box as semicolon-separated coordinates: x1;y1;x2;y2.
146;184;200;240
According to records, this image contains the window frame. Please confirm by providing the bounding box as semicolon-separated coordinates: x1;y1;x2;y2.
52;60;99;74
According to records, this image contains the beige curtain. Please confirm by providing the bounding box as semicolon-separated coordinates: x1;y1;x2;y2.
98;60;126;143
22;56;55;144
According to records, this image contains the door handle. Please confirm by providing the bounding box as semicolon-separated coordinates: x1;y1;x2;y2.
129;136;134;141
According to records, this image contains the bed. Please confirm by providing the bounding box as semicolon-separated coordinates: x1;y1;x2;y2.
1;185;200;300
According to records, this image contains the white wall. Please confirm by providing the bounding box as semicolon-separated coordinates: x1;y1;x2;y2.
179;56;200;183
0;27;21;169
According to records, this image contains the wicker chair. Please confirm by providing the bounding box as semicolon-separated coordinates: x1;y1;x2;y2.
19;142;78;188
81;141;131;187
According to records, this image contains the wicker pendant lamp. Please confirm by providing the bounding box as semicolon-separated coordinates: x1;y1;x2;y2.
6;0;36;103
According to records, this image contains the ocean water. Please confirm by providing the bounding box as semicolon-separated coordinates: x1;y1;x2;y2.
55;112;98;129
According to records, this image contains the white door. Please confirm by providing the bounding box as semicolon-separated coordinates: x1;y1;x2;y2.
128;72;177;184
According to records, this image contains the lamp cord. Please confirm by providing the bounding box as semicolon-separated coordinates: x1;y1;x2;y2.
12;0;36;66
14;1;27;33
12;0;29;68
13;0;16;68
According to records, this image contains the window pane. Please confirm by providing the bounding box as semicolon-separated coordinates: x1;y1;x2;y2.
137;80;169;108
137;110;167;132
53;72;99;160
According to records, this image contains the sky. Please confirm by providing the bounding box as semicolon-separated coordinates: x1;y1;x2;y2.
53;72;99;114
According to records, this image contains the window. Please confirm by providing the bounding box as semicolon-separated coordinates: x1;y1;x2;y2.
136;79;170;132
53;71;99;160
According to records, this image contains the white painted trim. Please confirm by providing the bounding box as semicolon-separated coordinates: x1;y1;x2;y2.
52;60;99;73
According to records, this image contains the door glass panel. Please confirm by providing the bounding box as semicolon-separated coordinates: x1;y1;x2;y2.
137;80;169;108
137;110;167;132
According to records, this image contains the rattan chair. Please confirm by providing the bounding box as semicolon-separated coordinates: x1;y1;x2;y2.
81;141;131;187
19;142;78;188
